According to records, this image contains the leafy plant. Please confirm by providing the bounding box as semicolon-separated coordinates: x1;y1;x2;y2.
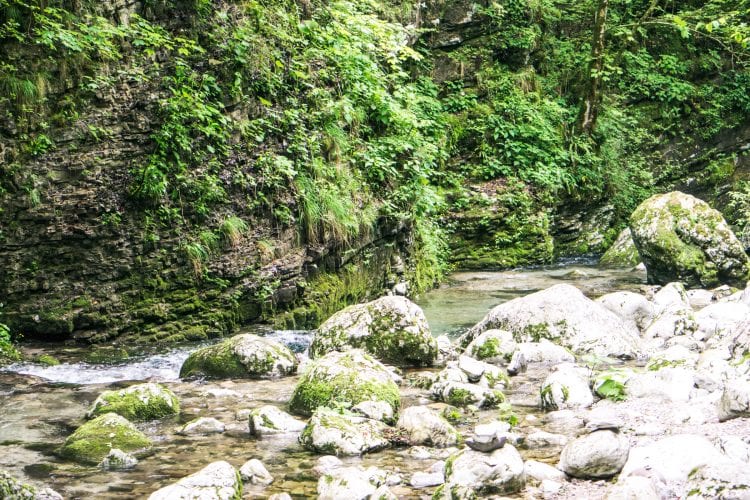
220;216;249;248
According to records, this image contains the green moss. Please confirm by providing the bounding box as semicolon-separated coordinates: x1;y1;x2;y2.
475;337;501;360
59;414;152;465
445;388;476;407
34;354;60;366
0;471;38;499
442;405;463;424
180;335;295;379
289;352;401;416
521;322;554;342
87;383;180;421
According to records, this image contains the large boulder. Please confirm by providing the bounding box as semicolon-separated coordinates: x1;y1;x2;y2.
441;446;525;496
599;228;641;268
684;462;750;499
148;461;242;500
629;191;750;288
558;430;630;479
86;383;180;421
619;434;727;496
180;334;297;379
299;407;390;456
309;296;437;366
288;350;400;417
460;284;641;359
397;406;460;448
59;413;153;465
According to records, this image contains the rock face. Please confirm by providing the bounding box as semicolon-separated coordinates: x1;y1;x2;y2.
461;284;642;359
558;430;630;479
397;406;460;448
87;383;180;421
441;446;526;496
629;191;750;288
288;350;400;417
299;407;390;456
148;461;242;500
599;228;641;268
180;334;297;379
59;413;153;465
248;405;306;436
309;296;437;366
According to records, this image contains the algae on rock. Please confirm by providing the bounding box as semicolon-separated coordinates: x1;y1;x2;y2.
629;191;750;288
87;383;180;421
180;334;297;379
309;295;438;366
59;413;153;465
289;350;400;417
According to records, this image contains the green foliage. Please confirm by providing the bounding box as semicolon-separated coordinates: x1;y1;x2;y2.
0;322;21;364
220;216;249;248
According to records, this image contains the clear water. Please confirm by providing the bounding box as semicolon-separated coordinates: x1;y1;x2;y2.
0;263;646;499
416;262;646;337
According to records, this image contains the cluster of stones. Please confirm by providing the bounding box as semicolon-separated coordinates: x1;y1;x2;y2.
15;190;750;499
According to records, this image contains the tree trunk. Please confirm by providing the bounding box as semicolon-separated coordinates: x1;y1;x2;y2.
579;0;609;135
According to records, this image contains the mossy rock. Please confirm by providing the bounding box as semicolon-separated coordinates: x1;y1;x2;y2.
599;228;641;268
59;413;153;465
288;350;400;417
464;329;516;363
299;407;390;456
629;191;750;288
87;383;180;421
0;470;40;499
180;334;297;379
309;295;437;367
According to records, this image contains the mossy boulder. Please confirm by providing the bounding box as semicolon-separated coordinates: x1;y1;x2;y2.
599;228;641;268
299;407;390;456
309;295;437;366
1;470;62;499
288;350;400;417
86;383;180;421
59;413;153;465
629;191;750;288
179;334;297;379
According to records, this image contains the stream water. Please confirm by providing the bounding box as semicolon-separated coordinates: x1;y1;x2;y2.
0;261;646;499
